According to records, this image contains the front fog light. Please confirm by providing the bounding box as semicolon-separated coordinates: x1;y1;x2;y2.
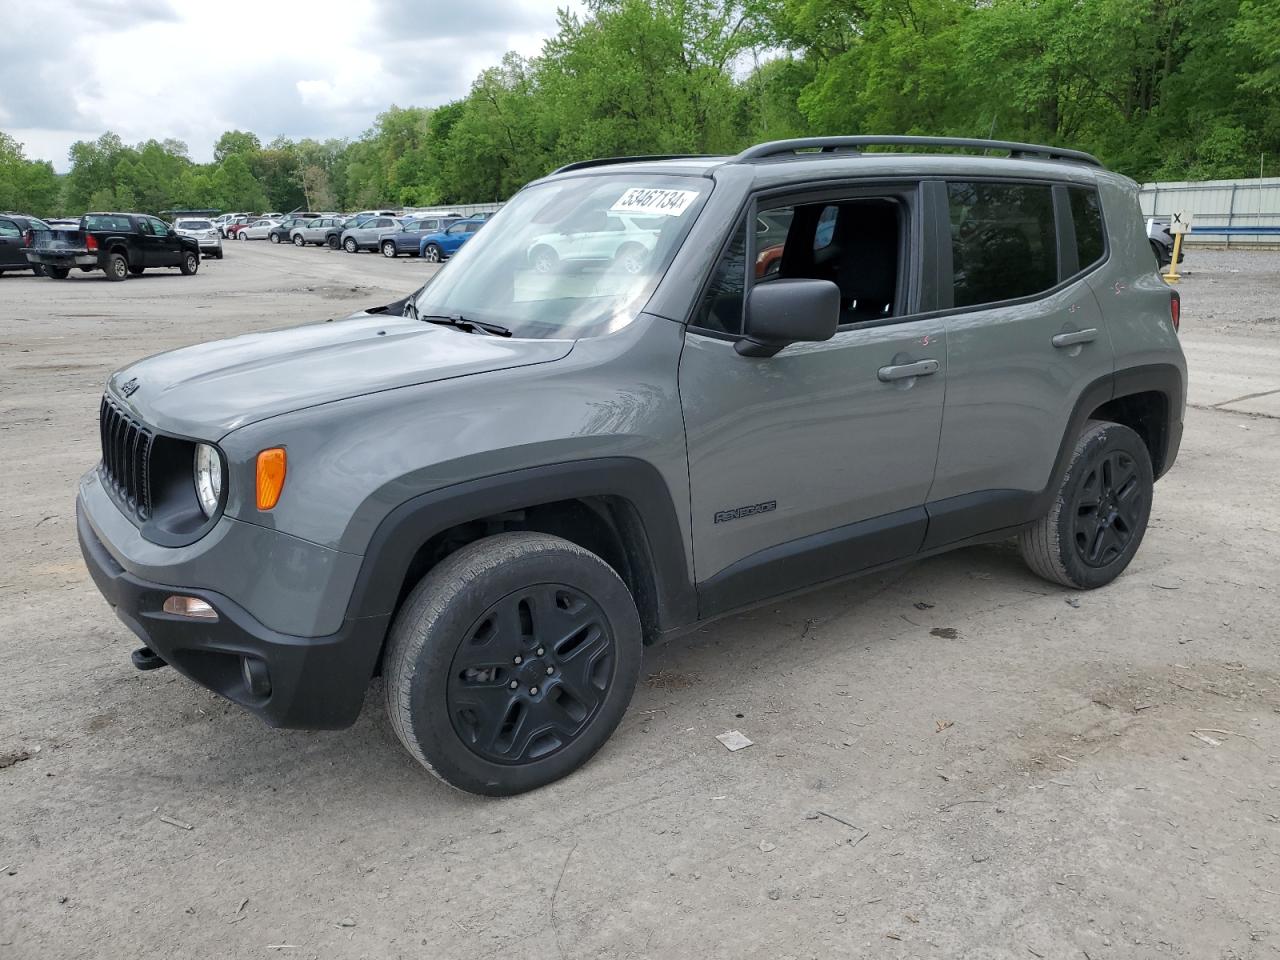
194;443;223;517
163;595;217;619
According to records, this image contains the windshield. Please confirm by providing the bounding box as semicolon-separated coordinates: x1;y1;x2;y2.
413;174;709;339
176;220;213;230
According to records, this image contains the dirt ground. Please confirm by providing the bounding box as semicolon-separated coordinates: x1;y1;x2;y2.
1;242;1278;960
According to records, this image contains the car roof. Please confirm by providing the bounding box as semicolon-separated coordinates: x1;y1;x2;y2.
535;137;1110;190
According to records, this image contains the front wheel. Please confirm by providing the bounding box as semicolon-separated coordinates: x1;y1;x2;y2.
422;243;442;263
270;233;281;244
530;245;558;274
382;240;398;258
238;232;249;242
179;251;200;275
1019;421;1153;589
343;237;358;253
384;532;642;796
327;235;340;250
30;264;45;277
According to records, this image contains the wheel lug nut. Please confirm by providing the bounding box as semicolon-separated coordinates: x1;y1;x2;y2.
530;686;539;695
536;646;545;656
509;680;518;689
513;655;523;665
546;666;554;675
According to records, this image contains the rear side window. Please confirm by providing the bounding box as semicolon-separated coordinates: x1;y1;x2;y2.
0;218;19;237
85;215;133;231
947;182;1057;308
1069;187;1105;269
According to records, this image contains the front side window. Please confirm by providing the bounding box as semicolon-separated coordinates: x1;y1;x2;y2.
0;218;19;237
1070;187;1105;269
414;173;709;339
948;181;1057;308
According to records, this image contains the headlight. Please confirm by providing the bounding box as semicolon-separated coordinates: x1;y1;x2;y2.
194;443;223;517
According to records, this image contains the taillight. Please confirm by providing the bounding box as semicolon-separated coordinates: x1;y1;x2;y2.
1170;291;1180;333
86;233;99;251
22;229;33;248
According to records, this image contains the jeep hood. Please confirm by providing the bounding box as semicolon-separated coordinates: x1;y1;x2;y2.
108;313;573;437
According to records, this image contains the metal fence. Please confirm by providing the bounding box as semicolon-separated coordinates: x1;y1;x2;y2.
1138;176;1280;246
402;202;505;218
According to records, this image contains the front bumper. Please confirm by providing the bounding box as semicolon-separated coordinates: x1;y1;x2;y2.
78;499;388;729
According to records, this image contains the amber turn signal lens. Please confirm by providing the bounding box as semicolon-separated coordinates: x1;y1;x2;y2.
256;447;287;510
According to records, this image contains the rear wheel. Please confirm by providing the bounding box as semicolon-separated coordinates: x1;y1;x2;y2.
293;234;305;247
327;235;340;250
105;253;129;281
1150;239;1168;268
45;266;70;279
238;231;249;242
614;242;647;275
1019;421;1153;589
382;240;398;258
343;237;358;253
179;251;199;276
384;532;642;796
422;243;442;263
270;233;281;244
30;265;44;277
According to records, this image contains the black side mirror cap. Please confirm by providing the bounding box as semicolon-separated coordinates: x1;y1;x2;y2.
735;278;841;358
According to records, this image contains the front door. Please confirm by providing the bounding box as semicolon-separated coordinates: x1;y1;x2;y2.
926;180;1115;547
680;187;947;618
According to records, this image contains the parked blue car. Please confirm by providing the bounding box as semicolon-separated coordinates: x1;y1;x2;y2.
378;215;463;257
418;218;485;262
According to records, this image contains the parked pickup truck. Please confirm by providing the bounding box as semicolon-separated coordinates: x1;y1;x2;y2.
27;212;202;281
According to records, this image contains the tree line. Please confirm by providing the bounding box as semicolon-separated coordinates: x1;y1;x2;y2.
2;0;1277;218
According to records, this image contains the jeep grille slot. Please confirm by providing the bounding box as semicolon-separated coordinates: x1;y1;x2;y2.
99;395;154;520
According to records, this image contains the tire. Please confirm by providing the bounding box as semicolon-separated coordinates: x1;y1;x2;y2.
343;237;358;253
270;233;281;244
327;235;340;250
382;240;398;258
384;532;642;796
614;242;647;275
128;266;145;276
45;266;70;279
530;245;558;274
293;234;305;247
1150;239;1169;268
422;243;442;263
215;250;224;260
179;251;199;276
238;231;249;241
1019;421;1153;590
30;264;44;277
105;253;129;281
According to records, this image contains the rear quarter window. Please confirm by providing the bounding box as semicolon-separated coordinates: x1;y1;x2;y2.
947;182;1057;308
1069;187;1105;269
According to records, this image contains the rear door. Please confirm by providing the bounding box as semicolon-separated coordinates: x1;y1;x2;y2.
680;183;949;617
926;179;1113;547
0;217;24;268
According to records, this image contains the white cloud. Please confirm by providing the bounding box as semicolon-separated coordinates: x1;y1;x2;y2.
1;0;583;171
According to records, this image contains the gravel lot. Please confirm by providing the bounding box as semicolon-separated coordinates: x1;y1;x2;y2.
1;243;1278;960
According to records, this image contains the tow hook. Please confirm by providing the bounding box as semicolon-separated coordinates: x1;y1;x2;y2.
131;646;168;671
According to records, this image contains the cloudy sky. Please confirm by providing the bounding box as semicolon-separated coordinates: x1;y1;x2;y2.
1;0;584;171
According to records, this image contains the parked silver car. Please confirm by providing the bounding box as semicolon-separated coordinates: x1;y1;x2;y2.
236;218;281;241
290;217;345;247
340;216;402;253
173;218;224;259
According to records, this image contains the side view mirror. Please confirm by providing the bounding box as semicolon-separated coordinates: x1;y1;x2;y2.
735;278;841;358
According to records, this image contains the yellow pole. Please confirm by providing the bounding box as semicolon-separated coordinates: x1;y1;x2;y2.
1163;232;1183;283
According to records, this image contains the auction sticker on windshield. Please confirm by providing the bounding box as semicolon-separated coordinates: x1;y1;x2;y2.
610;188;699;217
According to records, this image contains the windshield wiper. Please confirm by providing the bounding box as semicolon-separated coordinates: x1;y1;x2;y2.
419;313;512;337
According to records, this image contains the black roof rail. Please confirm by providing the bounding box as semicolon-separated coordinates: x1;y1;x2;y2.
552;154;711;175
734;136;1104;168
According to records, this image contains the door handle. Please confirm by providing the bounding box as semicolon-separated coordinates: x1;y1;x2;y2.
878;358;939;382
1052;328;1098;348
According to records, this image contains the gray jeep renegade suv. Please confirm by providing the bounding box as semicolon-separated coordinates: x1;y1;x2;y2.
77;136;1185;795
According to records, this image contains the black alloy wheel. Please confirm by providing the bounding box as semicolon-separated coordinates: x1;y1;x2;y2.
446;584;617;766
1072;448;1143;567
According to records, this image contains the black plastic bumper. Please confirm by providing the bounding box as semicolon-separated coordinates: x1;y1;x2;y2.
77;502;389;730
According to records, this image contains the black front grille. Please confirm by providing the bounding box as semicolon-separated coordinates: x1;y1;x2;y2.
99;395;154;520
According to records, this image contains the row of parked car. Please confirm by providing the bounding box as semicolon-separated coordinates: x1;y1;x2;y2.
201;210;491;262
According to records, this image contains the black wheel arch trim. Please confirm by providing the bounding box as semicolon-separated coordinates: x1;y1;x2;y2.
342;457;698;639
